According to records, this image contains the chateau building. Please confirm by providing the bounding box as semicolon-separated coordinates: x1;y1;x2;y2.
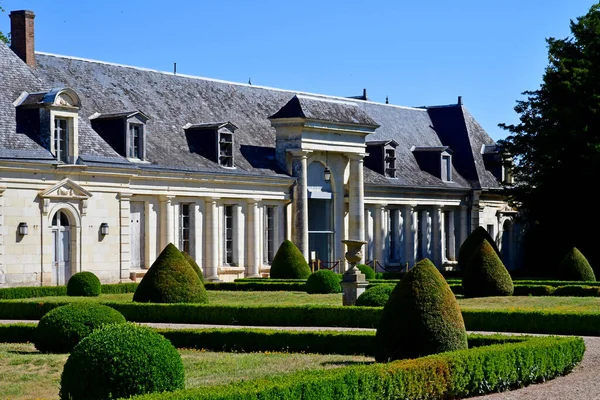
0;10;518;287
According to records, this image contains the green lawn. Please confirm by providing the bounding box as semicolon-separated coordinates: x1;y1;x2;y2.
0;343;372;400
457;295;600;312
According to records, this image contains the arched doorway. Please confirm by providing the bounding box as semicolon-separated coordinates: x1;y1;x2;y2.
51;210;72;285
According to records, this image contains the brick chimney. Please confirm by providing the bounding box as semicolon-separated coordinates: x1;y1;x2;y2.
9;10;36;67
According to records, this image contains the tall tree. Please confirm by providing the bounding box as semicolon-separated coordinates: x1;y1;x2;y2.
498;2;600;275
0;2;8;44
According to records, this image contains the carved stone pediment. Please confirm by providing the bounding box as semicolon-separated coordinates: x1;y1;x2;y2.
40;178;92;200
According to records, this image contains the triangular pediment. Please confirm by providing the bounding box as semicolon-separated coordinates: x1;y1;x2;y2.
40;178;92;199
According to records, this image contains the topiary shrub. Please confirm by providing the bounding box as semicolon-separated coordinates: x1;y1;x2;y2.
66;271;101;297
375;258;467;362
557;247;596;282
34;303;126;353
305;269;341;294
462;239;514;298
181;250;204;283
269;240;311;279
356;284;394;307
133;243;208;304
356;264;375;280
458;226;501;270
59;322;184;400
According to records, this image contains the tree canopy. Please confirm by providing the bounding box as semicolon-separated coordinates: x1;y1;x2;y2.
0;2;7;44
498;2;600;274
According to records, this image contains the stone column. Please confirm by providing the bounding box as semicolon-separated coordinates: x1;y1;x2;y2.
432;205;443;267
374;204;387;270
391;208;401;261
205;197;220;281
347;154;366;241
447;209;456;261
470;191;481;233
289;150;311;261
193;201;204;274
145;200;158;269
402;205;416;268
159;195;174;250
118;193;132;282
246;199;261;277
234;204;245;268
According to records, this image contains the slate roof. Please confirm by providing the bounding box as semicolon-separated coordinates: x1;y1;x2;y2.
0;41;502;190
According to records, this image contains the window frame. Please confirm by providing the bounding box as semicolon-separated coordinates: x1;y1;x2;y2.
179;203;191;254
264;206;275;264
223;205;234;264
53;117;70;163
441;153;452;182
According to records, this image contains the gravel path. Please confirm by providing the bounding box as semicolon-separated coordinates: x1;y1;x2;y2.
2;320;596;399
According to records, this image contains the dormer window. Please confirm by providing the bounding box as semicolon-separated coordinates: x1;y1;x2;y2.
15;87;82;165
184;121;237;168
90;110;149;161
481;144;512;184
441;154;452;182
411;146;454;182
365;140;398;177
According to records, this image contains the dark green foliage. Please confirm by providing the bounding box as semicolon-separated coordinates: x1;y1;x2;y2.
462;240;514;298
66;271;101;297
355;284;394;307
512;285;556;296
375;258;468;362
205;282;306;291
305;269;341;294
458;226;501;270
557;247;596;282
128;335;584;400
269;240;311;279
181;251;204;283
356;263;375;280
133;243;208;304
59;323;184;400
0;323;36;343
34;303;126;353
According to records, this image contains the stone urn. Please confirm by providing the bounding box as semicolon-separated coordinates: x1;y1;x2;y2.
342;239;368;274
341;239;369;306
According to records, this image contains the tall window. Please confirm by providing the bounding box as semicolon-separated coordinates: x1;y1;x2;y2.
265;206;275;263
54;117;69;163
385;148;396;178
388;210;397;261
441;155;452;182
179;204;191;254
129;124;142;159
224;205;233;264
219;132;233;167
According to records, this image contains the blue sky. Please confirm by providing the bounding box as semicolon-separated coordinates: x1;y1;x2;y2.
1;0;596;141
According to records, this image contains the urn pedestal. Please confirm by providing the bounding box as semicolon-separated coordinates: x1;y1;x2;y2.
341;239;369;306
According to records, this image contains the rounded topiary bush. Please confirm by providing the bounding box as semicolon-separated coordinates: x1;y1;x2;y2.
458;226;501;270
557;247;596;281
66;271;101;297
34;303;126;353
59;322;184;400
269;240;311;279
133;243;208;304
356;284;394;307
182;250;204;283
375;258;467;362
356;263;375;280
462;239;514;298
305;269;341;294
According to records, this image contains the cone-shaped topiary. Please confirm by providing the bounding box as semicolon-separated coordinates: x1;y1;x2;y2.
59;323;184;400
458;226;501;270
133;243;208;303
305;269;341;294
67;271;101;297
375;258;467;362
356;263;375;280
181;250;204;283
356;284;394;307
557;247;596;281
462;239;514;298
34;303;126;353
269;240;311;279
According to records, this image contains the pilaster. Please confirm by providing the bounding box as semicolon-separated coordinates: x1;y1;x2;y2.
193;200;204;275
159;195;175;250
118;193;132;281
246;199;261;277
347;153;366;241
205;197;220;281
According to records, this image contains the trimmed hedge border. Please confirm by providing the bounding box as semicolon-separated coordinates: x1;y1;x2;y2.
0;283;138;300
128;334;584;400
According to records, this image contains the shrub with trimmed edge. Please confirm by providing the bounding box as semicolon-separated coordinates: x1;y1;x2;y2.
59;322;184;400
356;263;375;280
269;240;311;279
133;243;208;304
34;303;126;353
66;271;101;297
356;284;394;307
305;269;341;294
375;258;467;362
182;250;204;283
462;239;514;298
557;247;596;282
458;226;501;270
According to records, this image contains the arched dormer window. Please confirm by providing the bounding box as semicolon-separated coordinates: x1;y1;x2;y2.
14;87;82;164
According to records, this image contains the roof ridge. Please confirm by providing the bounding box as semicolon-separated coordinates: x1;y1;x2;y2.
35;51;429;112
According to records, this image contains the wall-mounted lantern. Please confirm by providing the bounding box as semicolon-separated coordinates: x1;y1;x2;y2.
18;222;28;236
100;223;109;236
323;166;331;183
